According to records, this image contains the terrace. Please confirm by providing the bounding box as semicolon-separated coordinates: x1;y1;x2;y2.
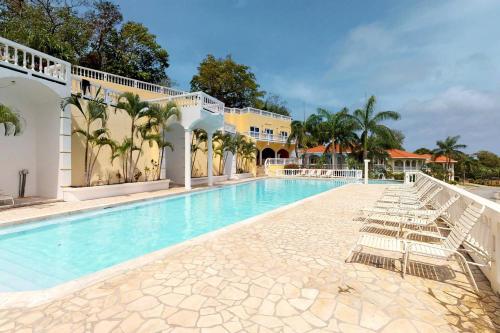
0;176;498;332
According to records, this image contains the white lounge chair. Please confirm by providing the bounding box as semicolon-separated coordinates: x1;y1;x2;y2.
347;202;485;292
363;194;460;235
370;186;443;212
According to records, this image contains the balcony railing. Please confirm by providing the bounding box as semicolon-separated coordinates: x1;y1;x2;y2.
0;36;70;83
166;92;225;114
72;79;121;106
72;65;185;97
225;107;291;121
246;131;292;143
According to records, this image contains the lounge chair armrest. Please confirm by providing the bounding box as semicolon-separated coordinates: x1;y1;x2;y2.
403;230;445;240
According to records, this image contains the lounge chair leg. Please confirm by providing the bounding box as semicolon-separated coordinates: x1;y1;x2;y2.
460;255;479;293
402;251;409;278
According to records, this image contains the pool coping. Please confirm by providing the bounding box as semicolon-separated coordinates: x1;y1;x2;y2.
0;180;356;308
0;177;263;228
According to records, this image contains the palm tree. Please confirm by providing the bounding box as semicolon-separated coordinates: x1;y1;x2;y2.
115;92;150;182
433;135;467;180
351;95;401;160
232;134;246;171
86;129;114;185
111;138;140;182
287;120;306;159
212;131;234;175
0;104;22;136
317;107;351;168
148;102;181;179
459;154;476;184
63;88;108;186
241;140;257;172
191;129;208;176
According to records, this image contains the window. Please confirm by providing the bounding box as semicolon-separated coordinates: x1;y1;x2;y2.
280;131;288;138
249;126;260;133
264;128;273;134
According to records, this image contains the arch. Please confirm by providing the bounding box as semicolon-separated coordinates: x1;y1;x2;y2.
394;160;403;167
277;149;289;158
261;147;275;163
0;76;68;198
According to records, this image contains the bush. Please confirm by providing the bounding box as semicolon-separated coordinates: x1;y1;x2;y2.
284;163;300;169
393;173;404;181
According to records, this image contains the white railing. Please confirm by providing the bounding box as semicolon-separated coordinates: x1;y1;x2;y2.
72;78;121;106
246;131;291;143
264;158;302;167
414;171;500;293
72;65;185;97
224;106;291;121
165;91;224;114
394;166;420;172
274;168;362;179
0;36;70;83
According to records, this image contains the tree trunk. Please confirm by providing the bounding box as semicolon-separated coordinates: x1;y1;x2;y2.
84;122;90;185
128;122;135;182
331;136;336;170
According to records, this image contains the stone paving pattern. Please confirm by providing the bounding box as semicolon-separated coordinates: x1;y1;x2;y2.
0;184;499;332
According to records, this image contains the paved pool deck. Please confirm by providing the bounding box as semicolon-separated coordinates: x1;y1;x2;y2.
0;183;499;332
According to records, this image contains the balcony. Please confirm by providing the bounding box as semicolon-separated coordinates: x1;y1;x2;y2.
246;131;293;144
225;107;291;121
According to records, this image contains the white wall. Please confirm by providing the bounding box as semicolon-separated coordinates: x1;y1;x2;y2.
0;76;66;198
164;123;186;185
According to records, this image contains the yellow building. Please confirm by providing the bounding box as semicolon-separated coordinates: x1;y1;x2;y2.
224;107;295;165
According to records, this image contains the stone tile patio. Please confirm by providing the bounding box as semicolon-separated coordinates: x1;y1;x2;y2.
0;183;499;332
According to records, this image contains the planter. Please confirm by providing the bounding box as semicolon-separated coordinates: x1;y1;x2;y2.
231;173;254;180
191;175;228;186
62;179;171;202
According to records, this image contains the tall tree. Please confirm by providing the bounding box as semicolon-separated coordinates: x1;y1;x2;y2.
80;0;123;70
63;88;108;186
259;94;290;116
147;102;180;180
316;107;350;168
433;135;467;178
115;92;150;182
190;54;265;108
350;95;401;160
414;147;433;155
287;120;306;159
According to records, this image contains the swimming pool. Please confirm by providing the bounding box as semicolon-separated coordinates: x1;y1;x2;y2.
0;178;348;292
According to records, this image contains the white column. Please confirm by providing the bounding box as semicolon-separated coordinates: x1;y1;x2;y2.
207;132;213;186
184;129;192;190
259;149;263;166
364;159;370;185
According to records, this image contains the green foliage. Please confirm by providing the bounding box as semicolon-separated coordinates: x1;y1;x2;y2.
0;103;22;136
190;54;265;108
414;147;432;155
350;95;401;160
1;0;170;84
63;88;109;186
259;94;290;116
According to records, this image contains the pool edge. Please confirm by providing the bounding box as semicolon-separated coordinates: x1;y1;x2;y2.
0;182;356;309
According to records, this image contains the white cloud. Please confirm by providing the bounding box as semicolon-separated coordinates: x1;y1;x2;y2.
398;87;500;153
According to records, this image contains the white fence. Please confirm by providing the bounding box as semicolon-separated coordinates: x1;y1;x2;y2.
409;171;500;293
0;36;70;84
264;158;301;167
166;91;225;114
72;65;185;97
274;168;362;179
224;107;292;121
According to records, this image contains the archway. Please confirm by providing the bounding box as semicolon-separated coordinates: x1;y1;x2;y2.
277;149;289;158
261;148;275;163
0;77;67;199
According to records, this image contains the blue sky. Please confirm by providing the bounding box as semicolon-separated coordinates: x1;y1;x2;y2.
119;0;500;153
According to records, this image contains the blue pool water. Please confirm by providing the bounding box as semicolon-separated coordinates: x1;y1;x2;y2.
0;178;348;292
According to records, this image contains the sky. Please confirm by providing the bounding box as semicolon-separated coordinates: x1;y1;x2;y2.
118;0;500;154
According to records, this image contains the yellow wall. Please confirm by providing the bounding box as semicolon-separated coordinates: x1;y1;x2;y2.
224;112;291;136
70;78;165;186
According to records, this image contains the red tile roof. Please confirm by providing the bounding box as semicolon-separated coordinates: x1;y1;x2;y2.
386;149;426;159
419;154;457;163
